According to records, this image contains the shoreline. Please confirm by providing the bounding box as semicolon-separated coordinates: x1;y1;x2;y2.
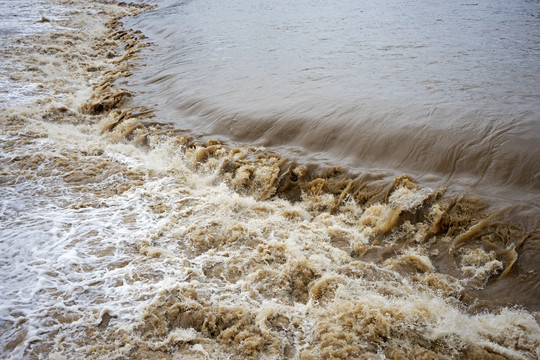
1;1;539;358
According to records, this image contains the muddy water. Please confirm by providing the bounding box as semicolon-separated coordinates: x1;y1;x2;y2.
124;0;540;202
0;0;539;359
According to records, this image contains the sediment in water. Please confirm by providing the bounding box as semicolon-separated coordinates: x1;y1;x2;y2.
0;1;538;359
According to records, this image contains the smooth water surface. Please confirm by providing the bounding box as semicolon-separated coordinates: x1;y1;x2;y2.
126;0;540;199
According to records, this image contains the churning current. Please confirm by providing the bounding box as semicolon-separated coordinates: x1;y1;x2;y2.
125;0;540;203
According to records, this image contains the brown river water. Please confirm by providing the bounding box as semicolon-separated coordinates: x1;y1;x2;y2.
0;0;539;359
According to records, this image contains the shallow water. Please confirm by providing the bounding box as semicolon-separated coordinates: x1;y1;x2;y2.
0;0;69;106
0;0;539;359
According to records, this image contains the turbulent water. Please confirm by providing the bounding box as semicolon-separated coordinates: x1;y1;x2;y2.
0;0;539;359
